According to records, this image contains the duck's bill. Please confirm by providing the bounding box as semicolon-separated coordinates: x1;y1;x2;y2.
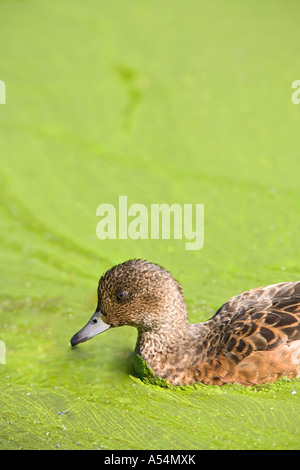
70;311;110;347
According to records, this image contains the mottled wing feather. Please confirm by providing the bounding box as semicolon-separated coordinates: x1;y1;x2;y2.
211;281;300;363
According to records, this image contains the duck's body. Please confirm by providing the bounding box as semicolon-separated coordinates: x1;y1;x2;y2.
136;281;300;386
71;260;300;386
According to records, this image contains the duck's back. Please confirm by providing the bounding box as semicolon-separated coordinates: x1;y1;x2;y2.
197;281;300;385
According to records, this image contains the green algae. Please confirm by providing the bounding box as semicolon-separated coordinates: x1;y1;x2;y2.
1;0;300;451
132;353;170;388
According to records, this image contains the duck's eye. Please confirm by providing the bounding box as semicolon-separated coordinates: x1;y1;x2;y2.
116;291;129;301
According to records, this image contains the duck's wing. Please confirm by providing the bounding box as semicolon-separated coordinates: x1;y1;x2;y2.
211;281;300;363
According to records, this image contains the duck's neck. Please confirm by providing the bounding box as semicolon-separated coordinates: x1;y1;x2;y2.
135;317;211;383
135;323;186;357
135;300;186;355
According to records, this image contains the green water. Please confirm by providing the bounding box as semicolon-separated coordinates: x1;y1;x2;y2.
1;0;300;450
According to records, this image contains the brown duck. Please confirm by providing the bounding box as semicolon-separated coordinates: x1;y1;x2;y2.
70;259;300;386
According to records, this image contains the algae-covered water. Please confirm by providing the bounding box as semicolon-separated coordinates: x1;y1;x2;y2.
1;0;300;450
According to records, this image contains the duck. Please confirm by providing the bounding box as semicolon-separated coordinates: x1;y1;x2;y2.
70;259;300;386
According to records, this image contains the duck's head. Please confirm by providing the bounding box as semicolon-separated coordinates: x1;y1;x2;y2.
70;259;188;347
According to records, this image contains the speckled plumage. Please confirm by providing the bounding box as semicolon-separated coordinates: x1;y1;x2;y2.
72;259;300;386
